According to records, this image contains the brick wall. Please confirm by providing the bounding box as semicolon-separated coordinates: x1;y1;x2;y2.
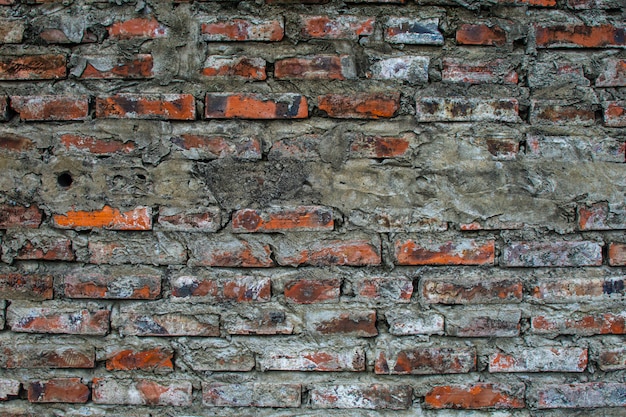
0;0;624;415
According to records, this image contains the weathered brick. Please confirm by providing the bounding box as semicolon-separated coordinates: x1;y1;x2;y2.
87;234;187;265
501;241;603;267
0;96;7;121
0;205;42;229
105;347;173;371
268;134;321;160
77;54;154;79
53;206;152;230
534;382;626;408
348;208;446;232
13;236;75;261
442;58;518;84
202;18;284;41
421;276;522;304
275;55;355;80
530;100;595;126
460;219;524;230
0;134;34;152
64;268;161;300
578;202;626;230
604;101;626;127
28;378;89;403
597;346;626;370
232;206;333;233
567;0;622;8
175;339;255;372
526;135;624;163
532;312;626;335
59;134;136;155
416;98;519;122
171;134;261;160
205;93;308;119
1;344;95;369
0;20;24;43
0;379;19;401
375;346;476;375
284;278;340;304
274;236;381;267
457;24;507;46
7;305;110;335
385;18;443;45
258;347;365;372
0;55;66;80
386;310;445;335
446;309;521;337
535;24;626;48
318;93;400;119
306;310;377;337
394;238;495;266
0;273;53;300
528;61;589;88
596;58;626;87
608;243;626;266
187;236;273;267
96;94;195;120
310;384;412;409
157;207;221;231
224;309;297;335
171;274;270;302
531;276;625;303
368;56;429;83
93;378;192;406
354;276;413;303
425;383;525;409
489;347;587;372
203;383;301;407
107;17;168;39
117;311;220;337
300;15;374;40
202;56;266;80
11;96;89;121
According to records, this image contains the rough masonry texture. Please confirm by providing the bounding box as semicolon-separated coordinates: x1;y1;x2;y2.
0;0;624;416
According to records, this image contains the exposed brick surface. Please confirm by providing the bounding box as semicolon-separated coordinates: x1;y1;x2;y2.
258;347;365;372
310;384;412;409
424;383;525;409
394;238;495;266
535;24;626;48
0;205;42;229
0;273;53;300
318;93;400;119
0;344;95;369
205;93;308;119
7;305;110;335
11;96;89;121
105;347;173;371
375;346;476;375
93;378;192;406
0;55;66;80
489;347;587;372
53;206;152;230
300;15;374;40
203;383;301;407
27;378;89;403
608;243;626;266
416;98;519;122
96;94;195;120
202;18;284;42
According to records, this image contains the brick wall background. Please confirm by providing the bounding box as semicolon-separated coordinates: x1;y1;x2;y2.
0;0;624;415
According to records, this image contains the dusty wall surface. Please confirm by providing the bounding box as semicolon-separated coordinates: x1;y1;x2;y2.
0;0;625;415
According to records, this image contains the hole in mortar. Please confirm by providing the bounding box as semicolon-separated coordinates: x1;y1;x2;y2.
57;172;73;188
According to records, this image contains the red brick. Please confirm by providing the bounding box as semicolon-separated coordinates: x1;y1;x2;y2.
604;101;626;127
355;276;413;303
416;98;519;122
501;241;603;267
203;383;301;407
224;310;296;335
596;58;626;87
0;273;53;300
187;237;273;267
105;347;173;371
531;276;624;302
78;54;153;79
275;237;381;267
171;134;261;160
306;310;377;337
421;277;522;304
532;312;626;335
93;378;192;406
457;24;507;46
489;347;587;372
1;344;95;369
386;310;445;335
0;205;42;228
300;15;374;40
367;56;429;83
258;347;365;372
171;275;270;302
11;96;89;121
349;134;411;159
275;55;354;80
202;56;266;80
205;93;308;119
202;18;283;41
284;278;340;304
578;202;613;230
535;24;625;48
375;347;476;375
446;309;521;337
424;383;525;409
28;378;89;403
0;55;66;80
530;100;595;126
609;243;626;266
88;235;187;265
96;94;195;120
0;0;14;4
395;238;495;266
59;134;136;155
117;312;219;337
0;379;20;400
7;305;110;335
535;382;626;408
107;17;168;39
15;237;75;261
0;20;24;43
310;384;411;409
53;206;151;230
232;206;333;233
64;270;161;300
442;58;518;84
385;18;443;45
318;93;400;119
597;346;626;370
157;207;221;232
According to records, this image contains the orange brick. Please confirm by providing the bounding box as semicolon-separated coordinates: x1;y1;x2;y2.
456;24;507;46
79;54;153;79
424;383;525;409
284;278;341;304
96;94;195;120
106;347;173;371
28;378;89;403
202;56;266;80
52;206;152;230
318;93;400;119
232;206;333;233
11;95;89;121
300;15;374;40
205;93;308;119
275;238;381;267
107;17;167;39
609;243;626;266
535;24;625;48
394;238;495;266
